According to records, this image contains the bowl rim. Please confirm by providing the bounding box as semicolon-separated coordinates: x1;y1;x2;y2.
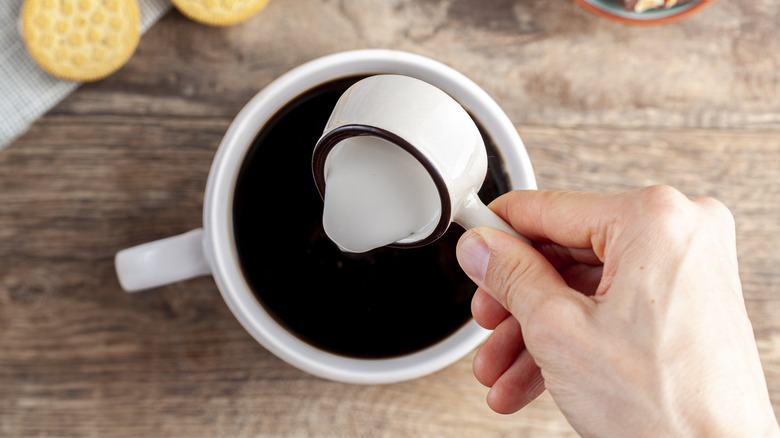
572;0;716;25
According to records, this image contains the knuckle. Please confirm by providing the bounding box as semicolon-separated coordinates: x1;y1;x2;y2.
621;187;736;254
628;185;696;234
637;185;690;216
693;196;735;228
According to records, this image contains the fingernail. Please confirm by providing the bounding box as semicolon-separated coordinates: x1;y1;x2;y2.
457;232;490;282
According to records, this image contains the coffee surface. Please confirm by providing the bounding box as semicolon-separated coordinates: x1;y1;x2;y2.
233;76;510;358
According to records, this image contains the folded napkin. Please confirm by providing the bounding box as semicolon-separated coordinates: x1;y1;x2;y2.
0;0;172;150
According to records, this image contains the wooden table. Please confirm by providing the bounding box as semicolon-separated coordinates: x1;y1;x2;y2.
2;1;778;436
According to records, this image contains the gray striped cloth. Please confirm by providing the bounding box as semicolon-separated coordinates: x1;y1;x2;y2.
0;0;172;150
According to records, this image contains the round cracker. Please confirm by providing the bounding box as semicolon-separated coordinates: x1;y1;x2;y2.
21;0;141;82
172;0;270;26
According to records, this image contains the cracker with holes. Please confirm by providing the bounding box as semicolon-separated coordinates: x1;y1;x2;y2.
21;0;140;82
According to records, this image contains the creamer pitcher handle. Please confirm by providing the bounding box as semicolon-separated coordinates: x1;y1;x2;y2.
454;192;531;245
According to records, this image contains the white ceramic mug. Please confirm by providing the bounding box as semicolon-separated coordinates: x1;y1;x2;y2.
115;49;537;384
312;74;528;250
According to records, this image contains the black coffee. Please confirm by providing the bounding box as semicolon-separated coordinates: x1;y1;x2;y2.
233;76;510;359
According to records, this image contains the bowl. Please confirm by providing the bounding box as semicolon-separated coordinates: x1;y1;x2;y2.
572;0;715;25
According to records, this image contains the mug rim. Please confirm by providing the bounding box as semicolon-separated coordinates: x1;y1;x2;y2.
202;49;537;384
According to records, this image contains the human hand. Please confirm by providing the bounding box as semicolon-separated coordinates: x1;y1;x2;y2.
456;187;780;437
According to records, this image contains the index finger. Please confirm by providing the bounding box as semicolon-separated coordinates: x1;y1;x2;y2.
488;190;622;261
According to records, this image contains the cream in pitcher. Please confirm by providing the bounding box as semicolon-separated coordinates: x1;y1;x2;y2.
321;135;441;253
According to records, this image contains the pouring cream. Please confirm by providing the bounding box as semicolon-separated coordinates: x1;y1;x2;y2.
322;135;441;253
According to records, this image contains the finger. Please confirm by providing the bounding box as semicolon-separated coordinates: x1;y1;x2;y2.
471;288;511;330
472;315;524;387
534;242;603;269
486;350;545;414
488;190;627;259
534;242;604;295
457;227;592;327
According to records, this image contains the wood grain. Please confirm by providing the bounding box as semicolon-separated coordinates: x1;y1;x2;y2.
1;0;779;436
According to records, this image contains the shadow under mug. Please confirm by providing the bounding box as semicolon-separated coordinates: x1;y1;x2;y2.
115;49;537;384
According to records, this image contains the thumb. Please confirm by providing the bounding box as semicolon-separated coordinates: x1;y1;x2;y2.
456;227;588;327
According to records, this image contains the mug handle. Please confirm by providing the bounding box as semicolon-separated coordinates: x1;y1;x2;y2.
115;228;212;292
454;192;532;245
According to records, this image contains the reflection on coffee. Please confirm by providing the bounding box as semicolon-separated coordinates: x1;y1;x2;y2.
233;76;510;359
